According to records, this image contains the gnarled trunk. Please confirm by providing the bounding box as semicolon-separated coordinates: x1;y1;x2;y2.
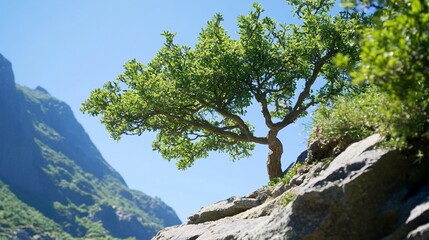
267;130;283;180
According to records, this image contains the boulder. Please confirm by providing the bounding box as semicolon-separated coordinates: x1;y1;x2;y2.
188;196;260;224
307;134;355;163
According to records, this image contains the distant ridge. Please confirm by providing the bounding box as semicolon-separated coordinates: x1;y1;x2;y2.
0;54;181;239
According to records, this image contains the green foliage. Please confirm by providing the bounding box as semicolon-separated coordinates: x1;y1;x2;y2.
0;180;72;239
313;0;429;150
311;88;384;142
269;162;303;186
351;0;429;100
82;1;362;174
280;192;296;206
311;85;428;149
353;0;429;144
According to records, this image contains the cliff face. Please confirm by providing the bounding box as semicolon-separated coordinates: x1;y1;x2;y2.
0;54;181;239
0;54;47;198
154;135;429;240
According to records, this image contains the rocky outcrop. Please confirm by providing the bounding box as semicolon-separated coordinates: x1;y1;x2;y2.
153;134;429;240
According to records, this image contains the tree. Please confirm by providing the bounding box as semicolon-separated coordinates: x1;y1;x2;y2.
81;0;361;180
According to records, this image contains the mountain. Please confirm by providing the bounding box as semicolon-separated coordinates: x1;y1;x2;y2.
0;54;181;239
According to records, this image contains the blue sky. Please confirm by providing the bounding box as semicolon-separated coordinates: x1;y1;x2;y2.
0;0;341;222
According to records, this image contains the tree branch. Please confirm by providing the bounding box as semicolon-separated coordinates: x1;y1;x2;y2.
255;93;275;130
158;110;268;145
215;108;253;139
274;49;338;130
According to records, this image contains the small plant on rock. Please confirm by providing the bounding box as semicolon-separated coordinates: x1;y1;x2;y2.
280;192;296;206
268;162;303;186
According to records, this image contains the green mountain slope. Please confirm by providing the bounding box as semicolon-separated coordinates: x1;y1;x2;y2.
0;180;72;239
0;54;181;239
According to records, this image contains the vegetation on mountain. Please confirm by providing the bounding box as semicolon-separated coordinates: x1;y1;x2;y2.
0;180;72;239
82;0;363;180
0;71;180;240
311;0;429;153
24;86;179;239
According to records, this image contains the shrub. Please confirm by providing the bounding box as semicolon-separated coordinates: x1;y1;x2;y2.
269;162;303;186
280;192;296;206
311;84;428;150
311;87;385;143
310;0;428;153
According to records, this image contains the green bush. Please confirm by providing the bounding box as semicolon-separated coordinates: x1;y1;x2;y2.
280;192;296;206
311;88;385;143
311;84;428;150
312;0;429;151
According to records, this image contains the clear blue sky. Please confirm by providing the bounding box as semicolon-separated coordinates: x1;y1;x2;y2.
0;0;341;222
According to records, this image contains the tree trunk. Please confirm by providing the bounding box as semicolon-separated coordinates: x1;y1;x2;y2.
267;130;283;180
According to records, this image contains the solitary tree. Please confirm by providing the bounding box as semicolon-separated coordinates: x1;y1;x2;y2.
81;0;361;180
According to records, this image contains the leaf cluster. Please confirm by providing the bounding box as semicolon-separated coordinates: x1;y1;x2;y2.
352;0;429;145
312;0;429;150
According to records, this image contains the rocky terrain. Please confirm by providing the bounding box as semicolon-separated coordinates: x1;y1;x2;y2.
153;134;429;240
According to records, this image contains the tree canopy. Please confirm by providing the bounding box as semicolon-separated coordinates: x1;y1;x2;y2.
81;0;362;180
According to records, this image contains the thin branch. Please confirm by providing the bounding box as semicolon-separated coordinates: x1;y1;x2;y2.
158;110;268;145
255;92;275;130
215;107;254;140
274;49;338;130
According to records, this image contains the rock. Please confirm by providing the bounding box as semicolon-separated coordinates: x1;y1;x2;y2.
188;196;260;224
246;187;271;203
289;172;305;186
153;134;429;240
307;134;355;163
271;183;287;197
155;216;270;240
383;186;429;240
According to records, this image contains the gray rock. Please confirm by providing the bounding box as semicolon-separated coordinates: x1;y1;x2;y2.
384;187;429;240
153;134;429;240
155;216;271;240
307;134;356;163
251;134;427;240
188;196;260;224
246;187;271;203
271;183;287;197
